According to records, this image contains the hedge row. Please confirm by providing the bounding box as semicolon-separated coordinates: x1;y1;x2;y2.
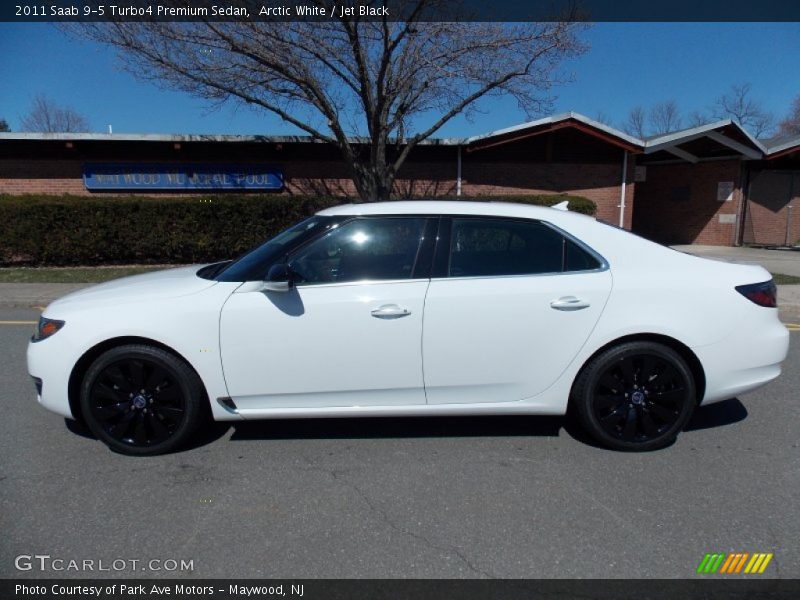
0;193;596;266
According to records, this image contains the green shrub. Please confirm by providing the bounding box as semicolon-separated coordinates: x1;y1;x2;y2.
0;193;596;266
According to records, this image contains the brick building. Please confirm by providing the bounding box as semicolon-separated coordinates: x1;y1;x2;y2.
741;136;800;247
1;112;797;246
632;121;799;246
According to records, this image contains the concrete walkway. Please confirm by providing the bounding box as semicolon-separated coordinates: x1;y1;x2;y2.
672;245;800;321
672;245;800;277
0;283;89;309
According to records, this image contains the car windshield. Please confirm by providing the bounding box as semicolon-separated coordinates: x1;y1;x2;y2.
214;216;344;282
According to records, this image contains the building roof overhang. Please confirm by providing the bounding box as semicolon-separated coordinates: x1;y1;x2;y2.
641;120;766;163
764;135;800;160
464;112;643;154
1;113;792;162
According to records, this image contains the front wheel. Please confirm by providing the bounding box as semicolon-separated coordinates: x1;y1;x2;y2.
80;344;207;456
571;341;696;451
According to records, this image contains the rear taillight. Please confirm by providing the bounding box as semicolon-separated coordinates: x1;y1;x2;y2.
736;280;777;308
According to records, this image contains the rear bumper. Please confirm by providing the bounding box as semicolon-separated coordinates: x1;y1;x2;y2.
694;308;790;405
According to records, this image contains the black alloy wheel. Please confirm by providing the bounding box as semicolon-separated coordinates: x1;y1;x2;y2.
80;344;207;455
572;341;696;451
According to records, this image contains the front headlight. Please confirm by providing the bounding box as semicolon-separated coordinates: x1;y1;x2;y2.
32;316;65;342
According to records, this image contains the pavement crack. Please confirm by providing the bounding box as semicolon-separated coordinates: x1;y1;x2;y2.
300;457;495;578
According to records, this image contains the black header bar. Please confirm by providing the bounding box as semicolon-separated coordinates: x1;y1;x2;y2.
3;0;800;22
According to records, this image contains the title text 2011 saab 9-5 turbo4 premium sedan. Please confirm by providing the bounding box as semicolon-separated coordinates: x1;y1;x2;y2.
27;201;790;455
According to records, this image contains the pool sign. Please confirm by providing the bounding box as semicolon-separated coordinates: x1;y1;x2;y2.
83;163;283;191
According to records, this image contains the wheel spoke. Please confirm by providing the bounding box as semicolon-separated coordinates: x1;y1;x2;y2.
598;372;623;394
153;405;183;426
104;365;133;394
640;409;659;436
130;413;149;445
129;360;145;388
147;412;172;440
156;383;182;403
107;409;136;436
652;388;686;407
94;401;130;420
648;402;678;423
89;355;188;448
657;363;681;387
592;351;691;445
600;404;627;424
640;355;659;383
95;381;127;403
621;406;637;439
619;358;636;386
595;393;623;410
146;364;169;390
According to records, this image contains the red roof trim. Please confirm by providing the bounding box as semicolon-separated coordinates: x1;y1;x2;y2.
466;119;642;154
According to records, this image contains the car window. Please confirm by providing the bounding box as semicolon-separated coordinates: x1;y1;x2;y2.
215;216;345;282
448;218;600;277
288;217;428;285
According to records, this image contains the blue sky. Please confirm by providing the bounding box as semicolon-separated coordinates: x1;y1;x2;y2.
1;22;798;137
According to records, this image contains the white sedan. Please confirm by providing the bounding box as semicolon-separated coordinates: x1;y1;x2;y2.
27;201;790;455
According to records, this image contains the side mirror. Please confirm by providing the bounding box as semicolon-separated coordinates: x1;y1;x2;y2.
262;263;294;292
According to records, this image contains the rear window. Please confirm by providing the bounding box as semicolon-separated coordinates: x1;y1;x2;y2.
447;218;601;277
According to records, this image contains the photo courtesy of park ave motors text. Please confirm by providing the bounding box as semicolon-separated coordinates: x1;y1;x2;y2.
1;0;799;592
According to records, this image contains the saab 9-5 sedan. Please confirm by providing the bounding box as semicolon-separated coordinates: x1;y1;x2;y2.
27;201;790;455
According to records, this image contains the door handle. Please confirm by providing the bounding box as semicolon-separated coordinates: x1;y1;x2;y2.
371;304;412;319
550;296;590;311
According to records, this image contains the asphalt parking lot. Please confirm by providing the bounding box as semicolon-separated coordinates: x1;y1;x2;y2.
0;307;797;579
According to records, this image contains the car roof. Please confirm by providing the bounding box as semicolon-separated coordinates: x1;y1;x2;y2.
316;200;590;221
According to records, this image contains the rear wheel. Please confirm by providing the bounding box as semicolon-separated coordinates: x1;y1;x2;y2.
572;341;696;451
80;344;207;456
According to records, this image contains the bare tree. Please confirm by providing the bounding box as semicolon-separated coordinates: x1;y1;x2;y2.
622;106;646;138
711;83;775;138
71;2;586;201
778;94;800;137
593;111;612;126
20;94;91;133
0;119;9;132
649;100;682;136
686;110;711;128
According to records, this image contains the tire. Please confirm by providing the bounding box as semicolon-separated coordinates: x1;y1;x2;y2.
571;341;696;451
80;344;208;456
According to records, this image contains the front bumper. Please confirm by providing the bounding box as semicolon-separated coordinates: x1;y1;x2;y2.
27;335;76;419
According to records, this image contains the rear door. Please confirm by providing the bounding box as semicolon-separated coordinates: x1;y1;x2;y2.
422;216;612;404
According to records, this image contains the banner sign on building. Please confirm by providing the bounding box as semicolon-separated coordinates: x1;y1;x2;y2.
83;163;283;191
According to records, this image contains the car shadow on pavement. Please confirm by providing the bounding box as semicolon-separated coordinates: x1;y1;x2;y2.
229;415;564;441
64;417;232;452
684;397;748;431
63;398;747;449
561;398;749;450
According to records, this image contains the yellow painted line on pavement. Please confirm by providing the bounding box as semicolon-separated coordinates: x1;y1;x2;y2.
0;320;37;325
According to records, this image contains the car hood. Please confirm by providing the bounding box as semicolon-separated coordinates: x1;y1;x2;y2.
45;265;218;312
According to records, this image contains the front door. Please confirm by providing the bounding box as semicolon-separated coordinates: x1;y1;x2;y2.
220;216;434;409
